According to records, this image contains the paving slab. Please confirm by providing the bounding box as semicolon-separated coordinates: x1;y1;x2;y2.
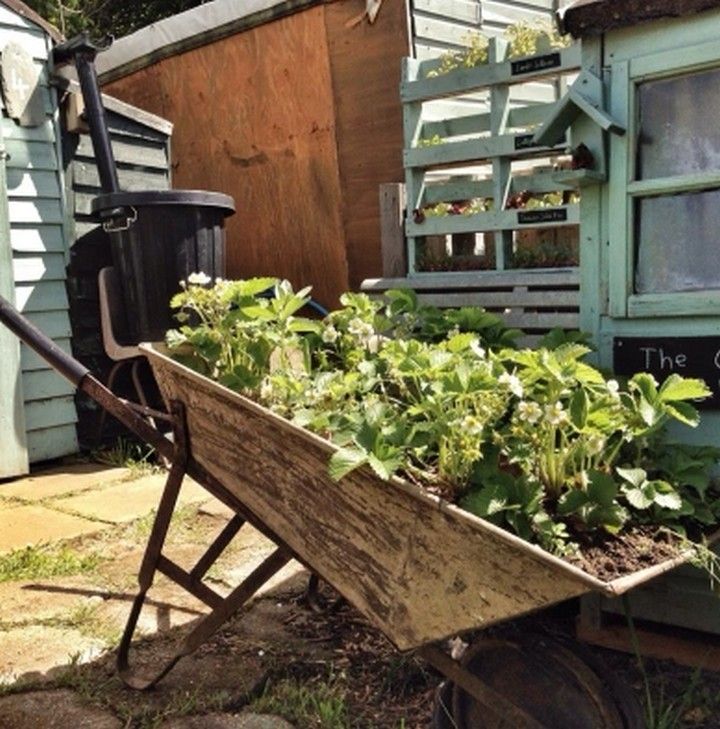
49;473;209;525
0;581;94;625
160;714;294;728
0;464;130;502
0;689;122;729
0;625;104;685
0;505;101;553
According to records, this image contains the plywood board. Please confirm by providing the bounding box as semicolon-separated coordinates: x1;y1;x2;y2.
323;0;410;288
105;6;350;308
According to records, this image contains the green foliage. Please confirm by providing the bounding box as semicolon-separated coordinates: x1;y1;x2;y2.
425;22;570;78
25;0;206;38
251;675;349;729
0;544;102;583
168;277;720;556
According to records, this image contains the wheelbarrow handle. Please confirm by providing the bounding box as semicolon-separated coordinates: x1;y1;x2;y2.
0;292;173;460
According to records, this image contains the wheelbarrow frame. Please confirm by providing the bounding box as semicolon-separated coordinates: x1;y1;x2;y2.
0;294;697;728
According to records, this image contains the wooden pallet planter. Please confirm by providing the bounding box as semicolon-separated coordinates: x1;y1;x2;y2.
363;267;579;346
402;39;590;277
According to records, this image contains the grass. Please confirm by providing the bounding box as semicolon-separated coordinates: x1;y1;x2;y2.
251;673;350;729
0;543;103;584
92;437;163;479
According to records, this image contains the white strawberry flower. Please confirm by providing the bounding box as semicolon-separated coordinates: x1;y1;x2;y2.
499;371;524;398
321;325;339;344
517;400;542;424
544;401;568;426
187;271;212;285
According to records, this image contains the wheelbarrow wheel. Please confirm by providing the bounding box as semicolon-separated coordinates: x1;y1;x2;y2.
431;632;643;729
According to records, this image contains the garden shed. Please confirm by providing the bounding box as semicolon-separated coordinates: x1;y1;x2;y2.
97;0;561;309
0;0;173;479
539;0;720;659
0;0;75;479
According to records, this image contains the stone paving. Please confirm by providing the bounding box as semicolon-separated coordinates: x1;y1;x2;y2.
0;460;304;728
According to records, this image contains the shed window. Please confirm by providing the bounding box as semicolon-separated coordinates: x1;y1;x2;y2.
637;68;720;179
634;189;720;294
634;69;720;295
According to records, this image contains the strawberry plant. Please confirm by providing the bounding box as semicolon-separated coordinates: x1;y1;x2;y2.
168;277;720;558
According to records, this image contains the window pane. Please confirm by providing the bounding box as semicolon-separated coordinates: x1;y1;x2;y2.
635;190;720;293
637;67;720;179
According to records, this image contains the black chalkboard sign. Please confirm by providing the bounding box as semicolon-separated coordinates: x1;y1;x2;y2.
613;336;720;409
511;52;561;76
518;209;567;225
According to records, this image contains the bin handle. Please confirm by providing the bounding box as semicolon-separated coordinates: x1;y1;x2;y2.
103;205;137;233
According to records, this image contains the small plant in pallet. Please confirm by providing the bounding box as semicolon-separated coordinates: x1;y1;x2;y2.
167;279;720;566
425;22;571;79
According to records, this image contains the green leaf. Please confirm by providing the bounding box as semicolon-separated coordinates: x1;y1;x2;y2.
569;388;588;429
631;372;659;404
586;504;628;532
446;332;476;353
557;489;588;515
240;305;274;320
658;374;711;402
587;471;618;507
623;486;654;510
367;453;400;481
237;277;279;296
328;447;368;481
616;467;647;488
649;481;683;511
460;483;509;518
664;401;700;428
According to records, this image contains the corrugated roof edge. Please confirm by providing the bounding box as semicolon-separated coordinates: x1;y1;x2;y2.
560;0;720;38
1;0;63;42
96;0;330;84
55;77;173;136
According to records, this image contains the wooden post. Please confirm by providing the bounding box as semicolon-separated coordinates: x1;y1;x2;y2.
402;57;425;275
379;183;407;277
489;38;513;270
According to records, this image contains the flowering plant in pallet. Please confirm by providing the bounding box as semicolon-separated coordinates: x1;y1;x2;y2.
167;277;720;567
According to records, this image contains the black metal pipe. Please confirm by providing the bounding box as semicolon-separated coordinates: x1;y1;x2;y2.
75;51;119;193
0;292;173;460
53;34;120;194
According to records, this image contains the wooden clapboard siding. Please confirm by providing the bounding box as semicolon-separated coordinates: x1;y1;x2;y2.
62;83;172;445
1;13;78;471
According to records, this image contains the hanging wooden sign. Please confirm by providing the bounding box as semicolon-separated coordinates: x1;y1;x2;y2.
1;42;45;127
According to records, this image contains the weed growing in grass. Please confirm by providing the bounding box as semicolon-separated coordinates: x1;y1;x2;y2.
0;544;103;583
251;673;349;728
93;437;163;479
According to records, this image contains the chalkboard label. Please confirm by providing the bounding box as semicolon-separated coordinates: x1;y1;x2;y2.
514;134;539;151
511;52;562;76
518;209;567;225
614;336;720;408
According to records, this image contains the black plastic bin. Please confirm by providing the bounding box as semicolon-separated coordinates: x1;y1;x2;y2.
92;190;235;342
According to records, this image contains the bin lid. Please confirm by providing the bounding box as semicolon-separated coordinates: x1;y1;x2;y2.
92;190;235;215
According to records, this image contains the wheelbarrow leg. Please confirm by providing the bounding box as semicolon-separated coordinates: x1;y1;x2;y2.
117;401;292;690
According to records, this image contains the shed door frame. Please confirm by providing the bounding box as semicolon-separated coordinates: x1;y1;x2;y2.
608;37;720;320
0;120;29;478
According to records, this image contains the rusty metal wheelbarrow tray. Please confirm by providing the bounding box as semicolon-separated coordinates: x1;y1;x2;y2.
142;343;692;651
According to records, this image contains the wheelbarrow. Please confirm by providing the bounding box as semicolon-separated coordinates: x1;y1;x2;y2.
0;294;696;727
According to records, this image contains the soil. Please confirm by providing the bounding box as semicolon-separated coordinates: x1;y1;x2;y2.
569;526;686;582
